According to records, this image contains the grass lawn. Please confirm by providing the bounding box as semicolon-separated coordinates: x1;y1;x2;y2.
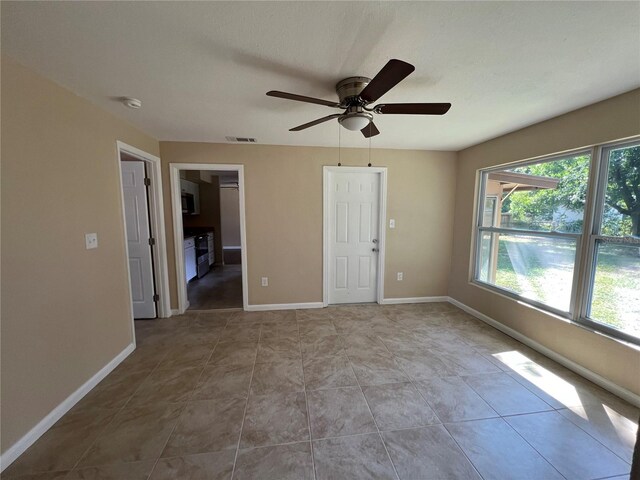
491;236;640;338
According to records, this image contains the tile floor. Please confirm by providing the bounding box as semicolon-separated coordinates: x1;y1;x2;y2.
3;303;638;479
187;264;243;310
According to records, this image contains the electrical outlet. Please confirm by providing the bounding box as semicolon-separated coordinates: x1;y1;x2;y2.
389;219;396;229
261;277;269;287
397;272;403;281
85;233;98;250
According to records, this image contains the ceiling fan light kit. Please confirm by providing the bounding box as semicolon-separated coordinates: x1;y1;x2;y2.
266;59;451;137
338;111;372;131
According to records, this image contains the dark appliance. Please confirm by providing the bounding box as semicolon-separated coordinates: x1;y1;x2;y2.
195;234;209;278
181;192;195;215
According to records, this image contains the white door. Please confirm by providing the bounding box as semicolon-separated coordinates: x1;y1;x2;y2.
328;171;381;304
122;161;156;319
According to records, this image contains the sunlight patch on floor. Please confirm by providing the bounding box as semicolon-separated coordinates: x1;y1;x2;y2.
491;350;582;408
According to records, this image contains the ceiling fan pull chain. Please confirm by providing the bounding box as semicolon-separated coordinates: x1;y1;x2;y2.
338;123;342;166
368;126;372;167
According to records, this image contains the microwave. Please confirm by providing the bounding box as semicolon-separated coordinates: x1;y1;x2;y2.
181;192;195;215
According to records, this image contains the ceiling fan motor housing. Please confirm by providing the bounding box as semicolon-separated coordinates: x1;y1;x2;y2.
335;76;371;105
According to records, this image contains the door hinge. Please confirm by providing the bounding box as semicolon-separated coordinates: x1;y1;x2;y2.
144;177;151;186
149;238;156;246
153;294;160;302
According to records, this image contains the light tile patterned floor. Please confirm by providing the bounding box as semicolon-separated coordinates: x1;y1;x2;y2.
3;303;638;479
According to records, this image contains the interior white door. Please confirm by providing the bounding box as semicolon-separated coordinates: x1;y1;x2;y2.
328;171;380;304
121;161;156;319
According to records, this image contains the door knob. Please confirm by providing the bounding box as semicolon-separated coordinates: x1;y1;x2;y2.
372;248;379;252
372;239;378;243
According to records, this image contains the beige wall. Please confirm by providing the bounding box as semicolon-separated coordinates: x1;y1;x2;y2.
449;88;640;396
159;142;457;307
1;57;160;452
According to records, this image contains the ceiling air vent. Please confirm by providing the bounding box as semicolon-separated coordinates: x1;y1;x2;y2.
225;136;257;143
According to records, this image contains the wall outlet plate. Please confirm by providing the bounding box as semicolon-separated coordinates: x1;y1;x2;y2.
261;277;268;287
85;233;98;250
397;272;403;281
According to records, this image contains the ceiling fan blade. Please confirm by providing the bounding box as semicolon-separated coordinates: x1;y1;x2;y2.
375;103;451;115
358;59;415;103
290;114;342;131
267;90;341;108
361;122;380;138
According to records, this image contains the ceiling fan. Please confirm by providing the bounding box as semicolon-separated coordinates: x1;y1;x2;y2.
266;59;451;138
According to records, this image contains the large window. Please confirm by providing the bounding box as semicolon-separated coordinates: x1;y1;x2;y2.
473;139;639;343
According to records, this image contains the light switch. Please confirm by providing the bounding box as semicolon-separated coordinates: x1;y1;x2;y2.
261;277;269;287
397;272;403;281
389;219;396;229
85;233;98;250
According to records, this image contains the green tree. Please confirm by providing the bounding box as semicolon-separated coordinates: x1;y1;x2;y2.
505;148;639;236
607;145;640;237
507;155;590;232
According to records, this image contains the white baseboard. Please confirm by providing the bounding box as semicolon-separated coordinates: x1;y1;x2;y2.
0;343;136;472
381;296;450;305
246;302;324;312
447;297;640;408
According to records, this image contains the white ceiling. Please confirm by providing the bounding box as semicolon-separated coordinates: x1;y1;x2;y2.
2;1;639;151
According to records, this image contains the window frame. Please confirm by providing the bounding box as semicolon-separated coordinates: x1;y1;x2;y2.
577;139;640;345
471;139;640;346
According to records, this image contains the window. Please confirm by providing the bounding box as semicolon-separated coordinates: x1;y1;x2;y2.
584;142;640;340
473;139;640;344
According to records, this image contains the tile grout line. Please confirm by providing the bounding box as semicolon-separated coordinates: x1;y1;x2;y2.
502;374;637;466
373;312;446;426
334;314;401;480
144;311;230;479
371;311;456;480
374;309;487;480
388;312;628;478
381;307;612;479
229;313;261;480
551;410;635;466
222;308;629;477
143;402;189;480
65;337;174;476
493;418;569;480
296;310;318;480
461;338;637;467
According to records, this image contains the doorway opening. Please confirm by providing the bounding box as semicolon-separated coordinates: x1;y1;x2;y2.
323;166;387;306
170;164;248;313
116;142;171;331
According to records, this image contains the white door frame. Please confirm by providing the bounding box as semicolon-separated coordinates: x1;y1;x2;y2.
169;163;249;313
116;141;172;329
323;166;387;306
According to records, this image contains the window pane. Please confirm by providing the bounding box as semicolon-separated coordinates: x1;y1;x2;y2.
477;232;493;282
477;233;577;312
588;241;640;339
482;196;498;227
601;144;639;237
483;153;590;233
